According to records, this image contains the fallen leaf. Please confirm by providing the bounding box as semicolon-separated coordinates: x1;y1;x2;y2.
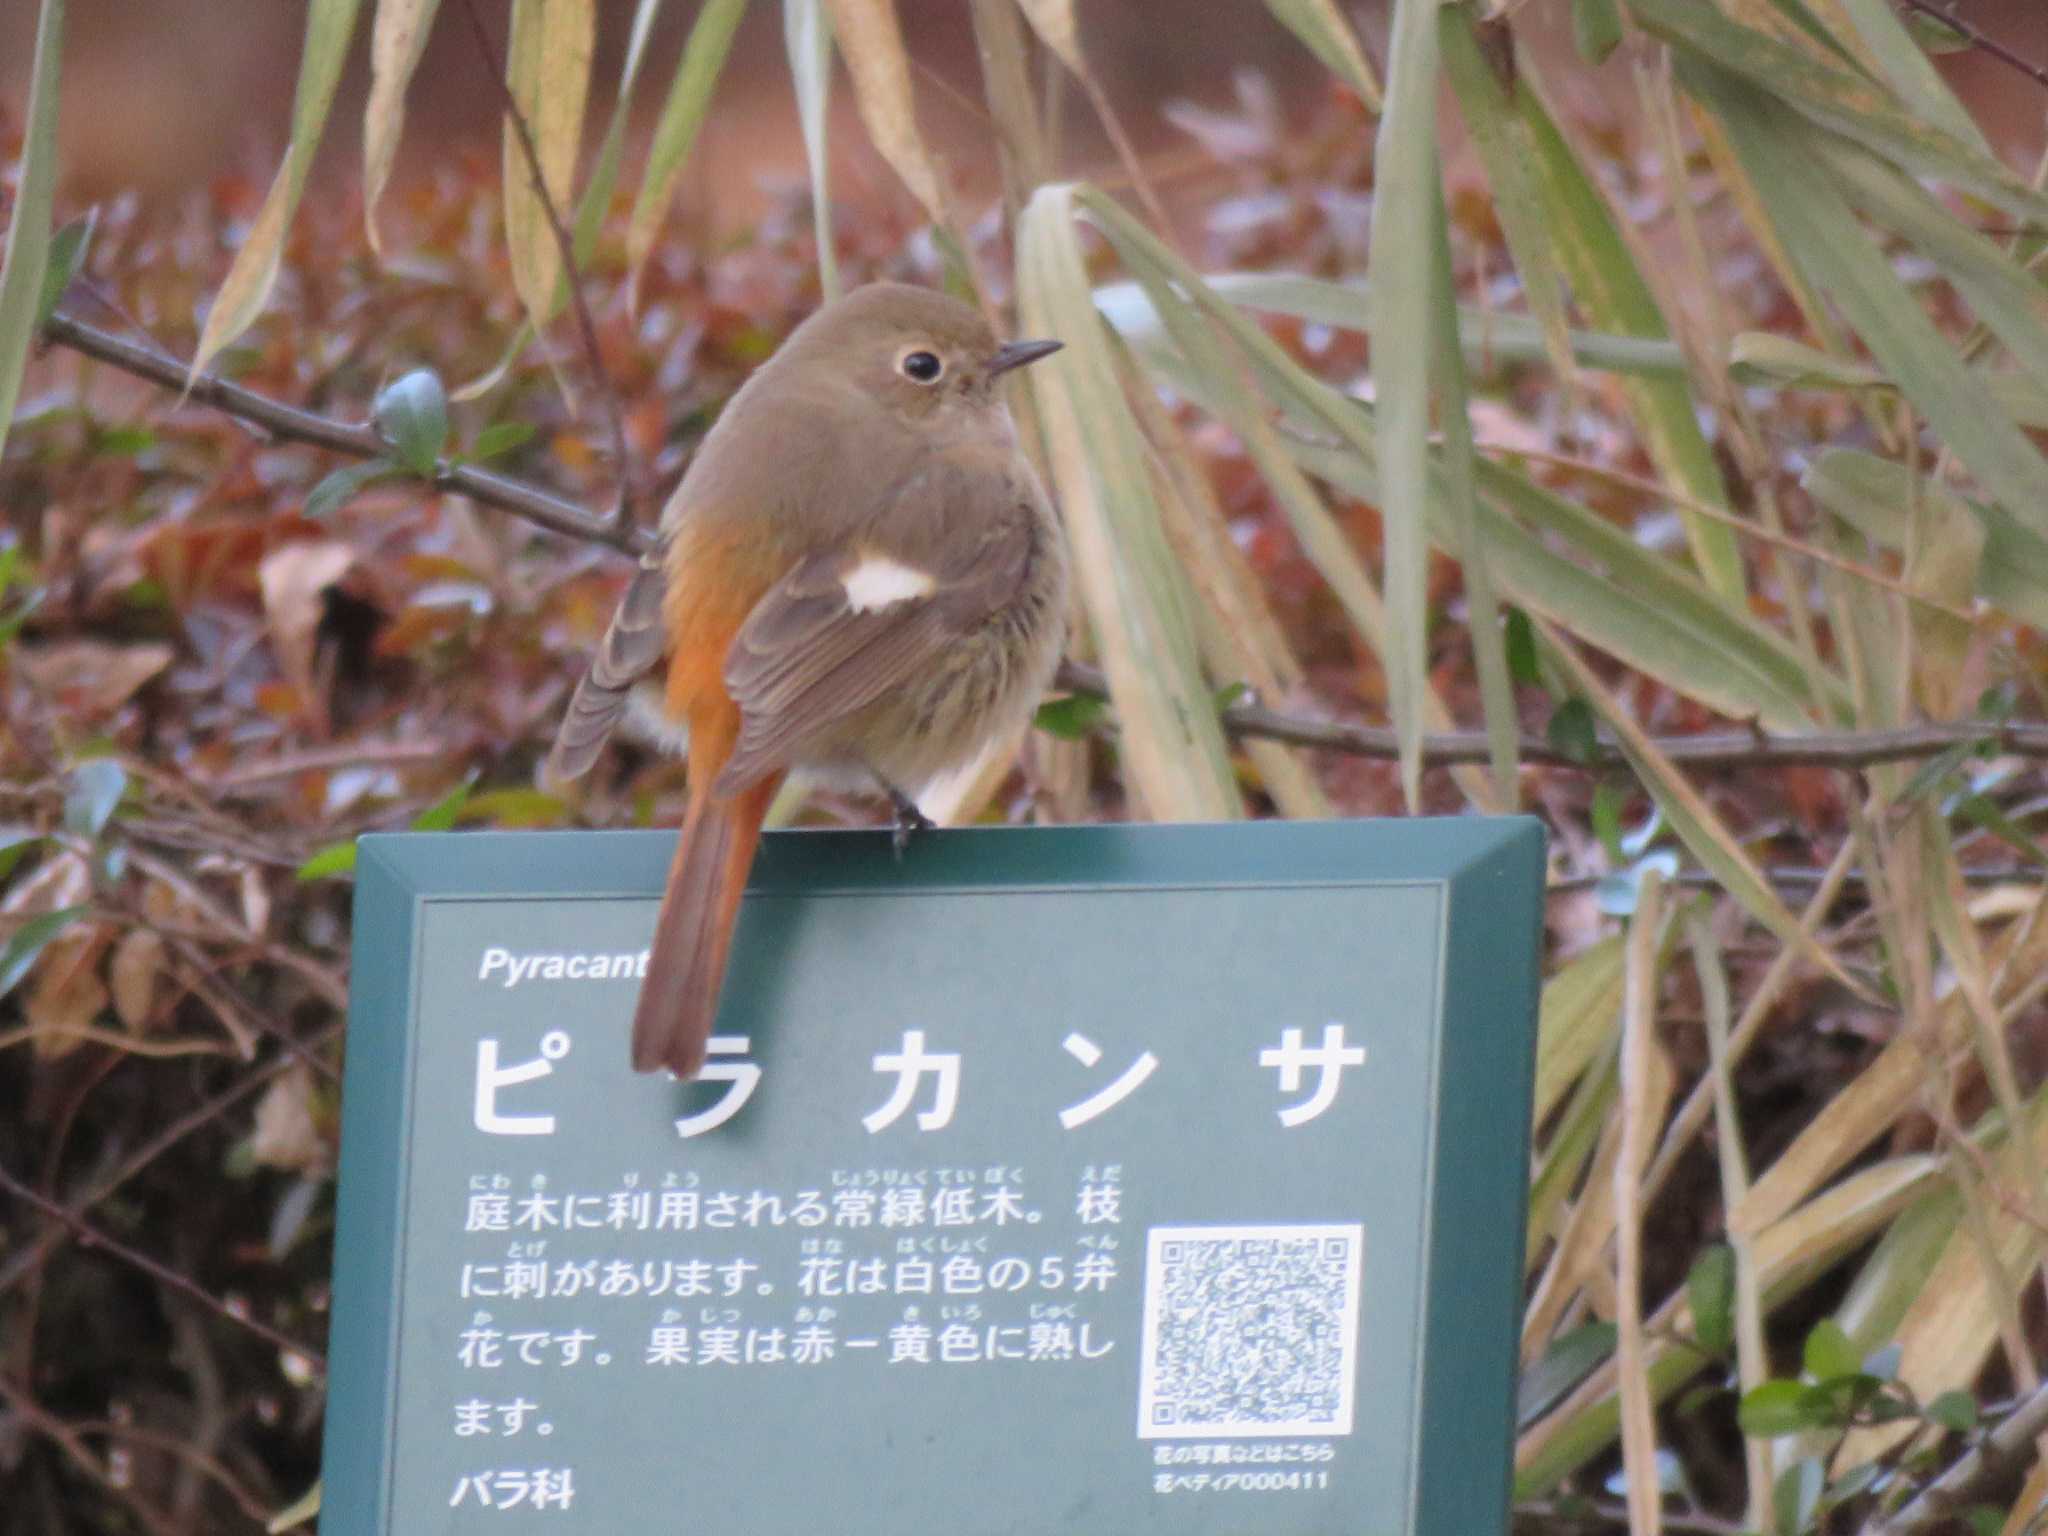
250;1065;331;1174
15;640;174;715
258;540;355;704
109;928;165;1030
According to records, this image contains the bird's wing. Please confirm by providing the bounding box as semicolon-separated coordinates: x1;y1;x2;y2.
545;548;669;782
715;476;1037;796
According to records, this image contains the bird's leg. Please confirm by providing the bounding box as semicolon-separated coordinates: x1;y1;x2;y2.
880;779;935;858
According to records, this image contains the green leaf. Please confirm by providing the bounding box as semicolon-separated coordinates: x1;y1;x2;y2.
1802;449;2048;631
626;0;748;298
1927;1389;1977;1434
1510;58;1745;601
34;209;95;329
1263;0;1381;109
0;827;43;883
1729;331;1888;391
374;368;450;475
63;758;127;840
0;0;64;468
1033;694;1110;741
413;776;475;833
1517;1321;1617;1429
1545;697;1598;766
1365;0;1440;813
1773;1456;1824;1536
0;904;87;1000
469;420;536;463
1739;1380;1824;1438
1572;0;1622;65
1442;11;1577;381
1802;1318;1860;1382
295;841;358;881
1504;608;1539;687
1094;271;1690;377
1591;782;1625;866
305;459;401;519
1687;1245;1737;1357
1952;793;2048;868
457;788;569;828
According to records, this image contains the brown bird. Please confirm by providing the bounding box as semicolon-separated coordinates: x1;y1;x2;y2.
548;283;1070;1079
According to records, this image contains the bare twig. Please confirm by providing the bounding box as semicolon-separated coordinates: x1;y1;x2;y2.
0;1378;184;1536
43;310;643;554
1876;1377;2048;1532
42;308;2048;775
1893;0;2048;92
0;1022;344;1299
0;1163;326;1378
456;0;638;526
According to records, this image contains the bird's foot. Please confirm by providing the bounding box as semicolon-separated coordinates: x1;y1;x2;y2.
888;787;935;859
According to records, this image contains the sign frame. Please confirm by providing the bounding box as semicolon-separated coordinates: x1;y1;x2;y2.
324;817;1544;1534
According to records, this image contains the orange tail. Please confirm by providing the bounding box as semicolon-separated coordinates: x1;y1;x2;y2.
631;776;781;1077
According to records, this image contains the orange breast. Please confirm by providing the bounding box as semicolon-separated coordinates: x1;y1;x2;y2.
661;515;778;779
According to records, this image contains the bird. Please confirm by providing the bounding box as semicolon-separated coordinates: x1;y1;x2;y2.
547;282;1070;1080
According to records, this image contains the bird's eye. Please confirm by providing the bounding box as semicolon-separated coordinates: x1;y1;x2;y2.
898;348;944;384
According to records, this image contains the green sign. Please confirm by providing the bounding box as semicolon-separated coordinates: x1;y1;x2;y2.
323;818;1543;1534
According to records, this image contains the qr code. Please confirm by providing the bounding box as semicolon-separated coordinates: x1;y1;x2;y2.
1136;1224;1365;1439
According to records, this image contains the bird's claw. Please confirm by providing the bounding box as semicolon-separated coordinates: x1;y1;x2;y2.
888;790;935;859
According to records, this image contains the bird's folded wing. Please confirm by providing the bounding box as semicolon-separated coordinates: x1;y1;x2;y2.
715;499;1034;795
545;549;669;782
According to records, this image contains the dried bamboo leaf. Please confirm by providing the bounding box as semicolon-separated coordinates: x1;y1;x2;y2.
1016;185;1240;820
191;0;363;382
503;0;595;341
364;0;444;254
1367;0;1443;812
824;0;947;226
784;0;840;299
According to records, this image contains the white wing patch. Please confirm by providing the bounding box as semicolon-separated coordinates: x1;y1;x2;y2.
841;553;936;612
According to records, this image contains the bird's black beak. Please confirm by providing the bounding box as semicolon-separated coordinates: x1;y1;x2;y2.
989;338;1063;377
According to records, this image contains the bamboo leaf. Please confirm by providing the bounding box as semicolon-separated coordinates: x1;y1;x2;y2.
1691;63;2048;541
1092;272;1689;376
1263;0;1382;111
1512;60;1746;600
1441;12;1575;382
364;0;444;254
784;0;839;300
625;0;747;299
576;0;665;270
1538;620;1869;999
1366;0;1441;813
190;0;363;382
1821;0;1988;153
503;0;595;342
1016;184;1240;821
824;0;948;227
1631;0;2048;226
0;0;63;468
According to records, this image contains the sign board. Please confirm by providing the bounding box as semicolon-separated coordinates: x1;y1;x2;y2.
323;818;1544;1535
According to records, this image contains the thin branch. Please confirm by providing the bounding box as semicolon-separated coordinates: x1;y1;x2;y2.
0;1161;326;1378
43;308;2048;775
455;0;638;526
43;311;642;554
0;1378;183;1536
1056;659;2048;769
1894;0;2048;92
0;1022;343;1299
